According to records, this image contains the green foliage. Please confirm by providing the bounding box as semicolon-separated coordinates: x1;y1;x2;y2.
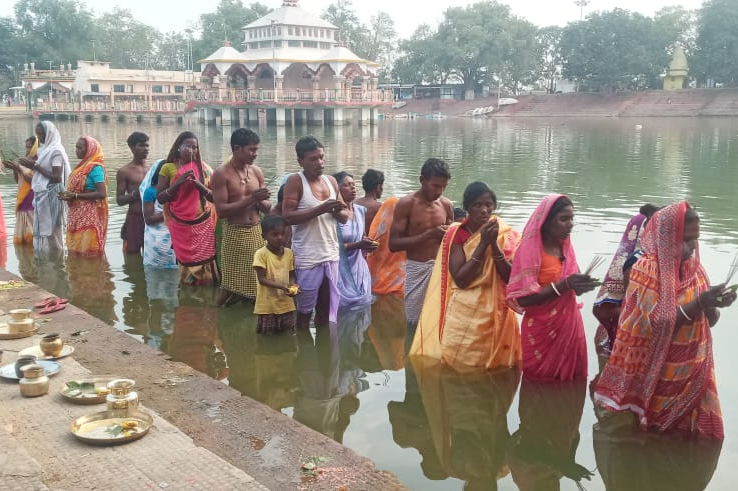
560;9;670;91
693;0;738;86
93;8;160;68
322;0;368;54
194;0;270;62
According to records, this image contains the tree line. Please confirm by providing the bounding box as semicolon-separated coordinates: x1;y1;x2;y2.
1;0;737;96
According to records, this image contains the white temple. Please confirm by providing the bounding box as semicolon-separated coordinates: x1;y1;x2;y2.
198;1;378;96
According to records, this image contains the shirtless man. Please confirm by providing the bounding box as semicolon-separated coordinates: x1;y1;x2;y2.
116;132;150;254
354;168;384;235
282;136;349;330
389;158;453;346
211;128;271;307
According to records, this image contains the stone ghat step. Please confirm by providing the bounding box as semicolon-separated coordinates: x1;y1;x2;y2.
0;424;49;490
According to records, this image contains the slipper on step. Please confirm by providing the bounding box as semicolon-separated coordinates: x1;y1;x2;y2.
39;300;68;315
34;297;68;309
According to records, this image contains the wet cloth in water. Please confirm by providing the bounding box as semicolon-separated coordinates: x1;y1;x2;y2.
404;259;435;325
366;197;405;295
221;221;264;300
121;210;145;254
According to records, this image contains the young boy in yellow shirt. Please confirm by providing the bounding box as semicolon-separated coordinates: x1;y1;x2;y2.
252;215;299;334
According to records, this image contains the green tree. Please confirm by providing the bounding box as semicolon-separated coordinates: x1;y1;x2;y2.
93;8;159;68
501;18;539;94
194;0;270;64
537;26;563;93
560;9;667;91
391;24;452;85
322;0;369;55
152;32;188;71
14;0;95;67
435;1;517;93
693;0;738;86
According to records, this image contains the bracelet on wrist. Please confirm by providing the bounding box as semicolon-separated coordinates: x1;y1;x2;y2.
551;282;561;297
493;253;506;261
470;256;482;264
165;188;173;197
679;304;693;322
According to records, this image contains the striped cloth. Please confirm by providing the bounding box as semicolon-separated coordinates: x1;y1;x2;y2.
404;259;435;324
220;221;265;300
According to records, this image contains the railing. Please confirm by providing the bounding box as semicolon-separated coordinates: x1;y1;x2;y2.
35;100;188;112
185;88;394;104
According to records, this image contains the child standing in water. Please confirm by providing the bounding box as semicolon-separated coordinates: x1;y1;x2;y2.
252;215;299;334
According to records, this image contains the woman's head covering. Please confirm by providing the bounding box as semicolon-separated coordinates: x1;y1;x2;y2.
36;121;71;184
506;194;579;312
79;136;104;165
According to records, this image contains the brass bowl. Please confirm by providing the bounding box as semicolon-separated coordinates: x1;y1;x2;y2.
8;318;35;334
8;308;32;321
70;409;153;445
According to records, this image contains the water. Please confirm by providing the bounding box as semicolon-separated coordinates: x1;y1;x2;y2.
2;116;738;490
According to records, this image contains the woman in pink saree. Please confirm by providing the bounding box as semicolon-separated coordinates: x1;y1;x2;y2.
594;202;734;438
506;195;599;381
156;132;218;286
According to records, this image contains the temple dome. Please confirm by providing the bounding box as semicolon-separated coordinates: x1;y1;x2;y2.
244;1;336;30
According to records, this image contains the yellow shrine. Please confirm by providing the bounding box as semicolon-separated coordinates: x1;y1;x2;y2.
663;46;688;90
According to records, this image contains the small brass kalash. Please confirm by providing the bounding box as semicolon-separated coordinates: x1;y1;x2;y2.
105;379;139;414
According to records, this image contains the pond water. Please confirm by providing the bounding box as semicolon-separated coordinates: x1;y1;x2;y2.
2;116;738;490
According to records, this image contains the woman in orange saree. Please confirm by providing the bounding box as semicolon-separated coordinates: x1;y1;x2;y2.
61;136;108;256
595;202;735;438
411;182;521;370
10;136;37;245
505;194;599;382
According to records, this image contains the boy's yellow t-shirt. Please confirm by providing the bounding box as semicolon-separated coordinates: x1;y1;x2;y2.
253;246;296;315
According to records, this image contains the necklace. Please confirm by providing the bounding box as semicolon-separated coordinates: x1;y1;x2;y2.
231;163;250;185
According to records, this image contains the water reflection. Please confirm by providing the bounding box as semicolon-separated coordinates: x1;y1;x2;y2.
67;255;117;325
141;266;179;350
168;288;228;380
412;360;521;490
593;427;721;491
366;294;405;371
508;378;592;490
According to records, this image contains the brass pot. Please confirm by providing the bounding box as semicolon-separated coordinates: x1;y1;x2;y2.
8;318;34;334
39;333;64;357
8;308;32;321
19;363;49;397
106;379;138;413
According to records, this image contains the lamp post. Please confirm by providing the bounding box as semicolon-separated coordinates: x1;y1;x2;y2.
47;60;54;105
574;0;590;21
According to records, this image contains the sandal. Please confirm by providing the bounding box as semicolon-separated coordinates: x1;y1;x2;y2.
34;297;68;309
38;298;68;314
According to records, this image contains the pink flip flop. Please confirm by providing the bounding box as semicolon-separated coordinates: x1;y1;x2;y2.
34;297;68;309
38;299;68;314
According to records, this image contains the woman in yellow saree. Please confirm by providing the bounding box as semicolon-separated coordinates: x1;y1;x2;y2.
61;136;108;256
411;182;521;370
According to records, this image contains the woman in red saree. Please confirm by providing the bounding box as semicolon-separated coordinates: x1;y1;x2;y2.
156;131;218;286
506;194;599;381
61;136;108;256
594;202;735;438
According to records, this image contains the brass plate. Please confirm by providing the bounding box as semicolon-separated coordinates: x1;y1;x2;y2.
70;410;153;445
0;324;39;340
60;376;119;405
19;344;75;360
0;360;61;381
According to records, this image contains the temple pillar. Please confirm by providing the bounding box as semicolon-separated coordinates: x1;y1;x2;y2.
333;107;346;126
206;107;217;126
312;76;321;102
276;107;286;126
333;75;345;102
359;107;370;126
275;75;284;102
221;107;233;126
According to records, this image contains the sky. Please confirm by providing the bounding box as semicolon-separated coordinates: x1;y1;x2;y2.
15;0;705;38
